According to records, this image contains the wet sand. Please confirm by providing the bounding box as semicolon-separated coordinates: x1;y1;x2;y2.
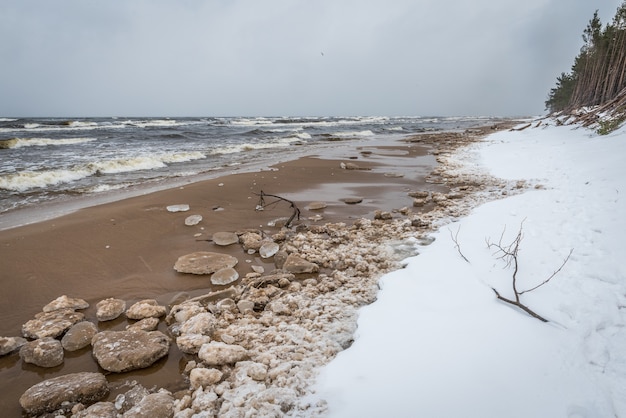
0;137;447;415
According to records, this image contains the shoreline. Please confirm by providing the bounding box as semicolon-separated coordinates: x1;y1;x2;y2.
0;120;521;416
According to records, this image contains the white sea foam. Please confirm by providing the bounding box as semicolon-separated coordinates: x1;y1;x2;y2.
0;118;17;122
0;151;206;191
0;168;92;192
127;119;179;128
210;137;300;155
87;151;206;174
86;183;134;193
230;118;274;126
0;137;96;149
67;121;98;128
332;130;375;138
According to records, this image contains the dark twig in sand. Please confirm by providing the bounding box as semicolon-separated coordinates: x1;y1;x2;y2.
486;222;573;323
255;191;301;227
449;225;470;263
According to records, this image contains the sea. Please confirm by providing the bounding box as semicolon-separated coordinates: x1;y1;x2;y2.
0;116;500;226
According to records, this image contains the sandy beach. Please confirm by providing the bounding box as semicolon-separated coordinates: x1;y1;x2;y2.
0;122;516;416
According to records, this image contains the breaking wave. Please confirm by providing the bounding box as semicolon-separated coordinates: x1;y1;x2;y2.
332;130;375;138
0;137;96;149
0;151;206;192
210;137;304;155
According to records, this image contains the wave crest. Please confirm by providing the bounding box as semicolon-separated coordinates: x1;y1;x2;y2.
0;137;96;149
0;151;206;191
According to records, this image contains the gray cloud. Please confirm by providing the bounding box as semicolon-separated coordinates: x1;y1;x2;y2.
0;0;620;117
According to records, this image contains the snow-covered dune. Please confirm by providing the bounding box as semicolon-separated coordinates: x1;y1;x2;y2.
315;122;626;417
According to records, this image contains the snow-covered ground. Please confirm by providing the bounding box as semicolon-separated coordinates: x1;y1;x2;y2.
314;121;626;417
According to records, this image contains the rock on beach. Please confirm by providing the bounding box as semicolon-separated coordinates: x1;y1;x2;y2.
198;342;249;366
42;295;89;312
19;372;109;416
122;391;175;418
282;253;320;274
176;334;213;354
22;308;84;339
91;330;170;373
96;297;126;321
239;231;263;251
61;321;98;351
126;299;167;320
190;367;223;389
307;201;327;210
19;337;64;367
126;317;160;331
0;336;27;356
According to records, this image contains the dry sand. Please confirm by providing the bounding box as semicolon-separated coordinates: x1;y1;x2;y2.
0;122;519;416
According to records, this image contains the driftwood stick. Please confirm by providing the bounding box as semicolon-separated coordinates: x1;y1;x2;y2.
449;226;470;263
255;191;301;227
486;222;572;323
491;287;549;323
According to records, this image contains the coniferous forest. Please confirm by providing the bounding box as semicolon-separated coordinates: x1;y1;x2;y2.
546;1;626;129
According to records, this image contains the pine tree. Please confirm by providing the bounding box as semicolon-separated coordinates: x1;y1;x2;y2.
546;2;626;115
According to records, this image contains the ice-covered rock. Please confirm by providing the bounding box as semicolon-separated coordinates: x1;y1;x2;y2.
211;267;239;285
374;210;392;220
19;372;108;416
114;384;150;414
176;334;212;354
0;336;27;356
237;300;255;314
126;317;160;331
198;342;249;366
96;298;126;321
71;401;117;417
180;312;217;336
19;337;64;367
185;214;203;226
216;298;237;313
126;299;167;319
122;391;174;418
61;321;97;351
42;295;89;312
282;253;319;274
239;231;263;251
166;301;206;326
91;330;170;372
212;231;239;246
235;361;268;381
190;368;223;389
174;251;238;275
22;308;84;339
186;388;219;415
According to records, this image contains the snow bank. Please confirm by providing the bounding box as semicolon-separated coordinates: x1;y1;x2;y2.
314;122;626;417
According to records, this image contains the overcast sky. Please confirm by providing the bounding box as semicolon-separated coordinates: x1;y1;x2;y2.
0;0;621;117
